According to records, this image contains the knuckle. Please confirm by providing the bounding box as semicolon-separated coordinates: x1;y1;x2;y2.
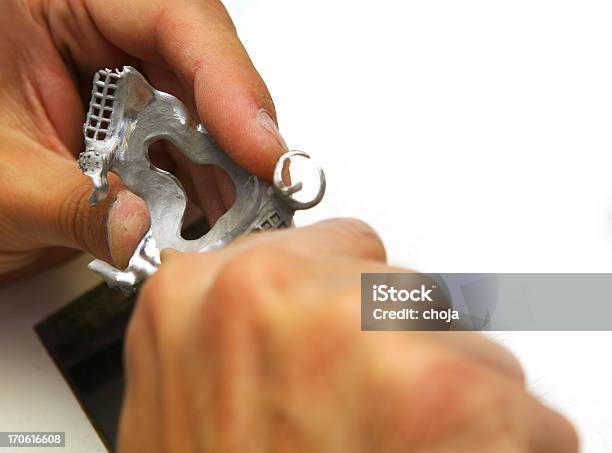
206;246;298;318
411;349;511;426
198;249;284;349
364;342;526;447
333;218;387;261
399;347;558;449
218;246;295;297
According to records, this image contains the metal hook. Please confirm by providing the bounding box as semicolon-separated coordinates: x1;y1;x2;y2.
273;150;326;210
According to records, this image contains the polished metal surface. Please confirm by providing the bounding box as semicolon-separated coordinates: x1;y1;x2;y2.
78;66;324;290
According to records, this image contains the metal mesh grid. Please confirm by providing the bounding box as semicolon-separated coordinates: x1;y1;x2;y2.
254;211;288;231
85;69;119;141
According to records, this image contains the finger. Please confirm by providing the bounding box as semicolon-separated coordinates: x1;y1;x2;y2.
146;133;216;227
44;1;139;79
215;166;236;210
3;135;149;268
40;1;143;155
1;0;85;156
77;0;287;178
158;218;386;295
163;138;227;226
262;218;387;262
140;67;235;224
184;161;226;226
426;332;526;384
170;218;387;263
141;62;196;112
106;190;151;267
525;398;579;453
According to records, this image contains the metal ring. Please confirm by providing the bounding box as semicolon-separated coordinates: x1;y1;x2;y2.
273;150;326;210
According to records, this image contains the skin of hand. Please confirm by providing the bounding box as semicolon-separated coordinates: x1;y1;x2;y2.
119;219;578;453
0;0;286;282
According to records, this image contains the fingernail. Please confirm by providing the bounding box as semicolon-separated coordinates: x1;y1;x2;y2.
107;190;150;268
258;108;288;151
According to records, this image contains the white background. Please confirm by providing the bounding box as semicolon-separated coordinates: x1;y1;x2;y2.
0;1;610;452
223;1;612;451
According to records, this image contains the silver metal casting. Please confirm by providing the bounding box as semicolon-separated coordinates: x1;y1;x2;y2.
78;66;324;290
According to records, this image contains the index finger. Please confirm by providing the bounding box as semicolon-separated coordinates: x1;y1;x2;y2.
81;0;286;178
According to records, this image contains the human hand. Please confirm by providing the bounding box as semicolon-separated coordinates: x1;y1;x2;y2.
0;0;285;280
119;219;578;453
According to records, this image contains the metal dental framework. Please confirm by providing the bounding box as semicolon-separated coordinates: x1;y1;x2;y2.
78;66;325;291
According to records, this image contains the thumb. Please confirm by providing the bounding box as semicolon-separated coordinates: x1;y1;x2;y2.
8;144;150;269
